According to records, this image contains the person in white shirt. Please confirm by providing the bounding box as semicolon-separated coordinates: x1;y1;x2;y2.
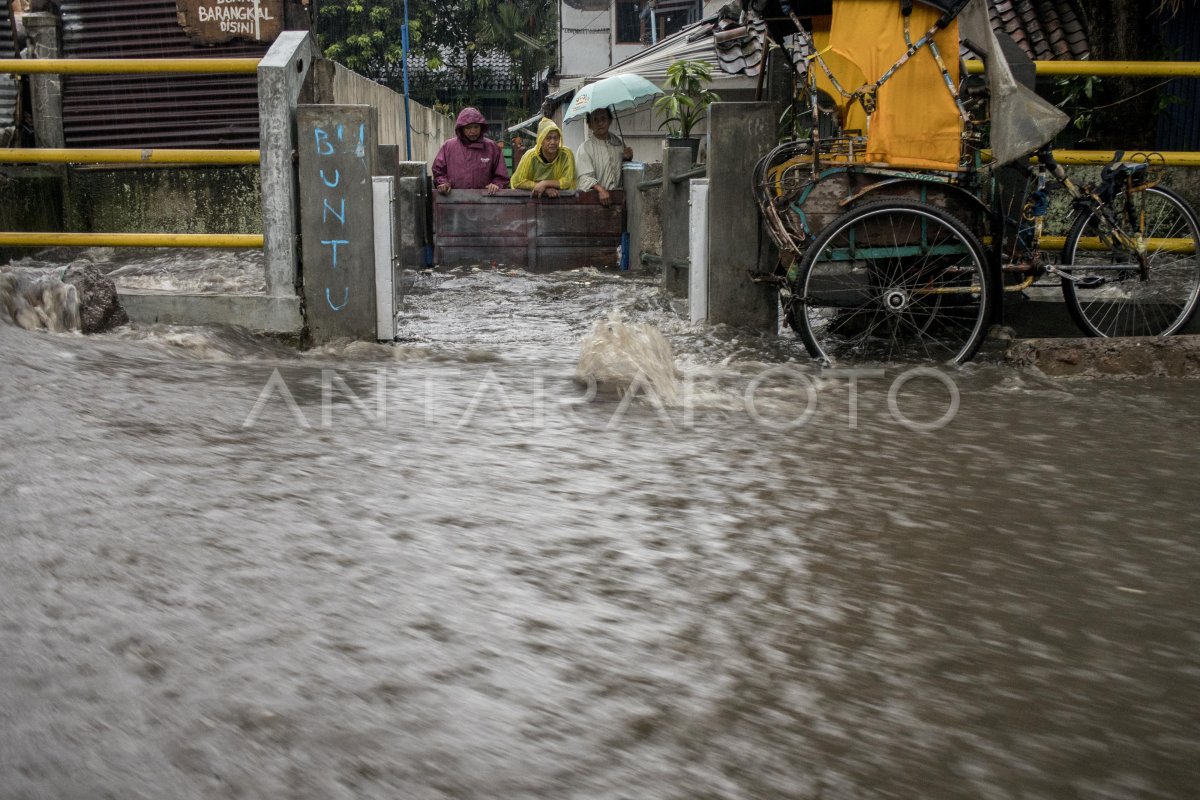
575;107;634;207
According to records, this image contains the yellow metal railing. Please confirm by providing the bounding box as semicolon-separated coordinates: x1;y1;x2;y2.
1040;236;1196;254
2;57;263;248
0;58;260;74
980;150;1200;167
0;148;260;165
0;233;264;249
1033;150;1200;167
964;60;1200;78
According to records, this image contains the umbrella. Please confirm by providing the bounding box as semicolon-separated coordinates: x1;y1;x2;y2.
563;73;663;124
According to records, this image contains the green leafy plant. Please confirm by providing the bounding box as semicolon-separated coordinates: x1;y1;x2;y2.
1054;70;1102;142
653;59;720;139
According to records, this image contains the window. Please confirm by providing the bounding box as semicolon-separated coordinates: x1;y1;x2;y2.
654;0;701;40
615;0;644;44
615;0;701;45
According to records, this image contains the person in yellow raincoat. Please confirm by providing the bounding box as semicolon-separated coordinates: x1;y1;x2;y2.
510;117;575;197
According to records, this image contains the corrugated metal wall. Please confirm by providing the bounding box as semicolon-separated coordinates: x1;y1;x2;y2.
1156;6;1200;152
1;5;18;138
59;0;269;149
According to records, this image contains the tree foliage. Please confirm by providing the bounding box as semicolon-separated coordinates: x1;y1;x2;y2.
1074;1;1164;148
315;0;408;78
479;0;558;108
315;0;557;111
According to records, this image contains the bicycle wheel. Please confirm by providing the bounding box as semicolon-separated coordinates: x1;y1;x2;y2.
793;200;993;364
1061;185;1200;337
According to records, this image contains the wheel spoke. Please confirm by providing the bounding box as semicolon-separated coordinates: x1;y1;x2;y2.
796;201;991;364
1063;186;1200;337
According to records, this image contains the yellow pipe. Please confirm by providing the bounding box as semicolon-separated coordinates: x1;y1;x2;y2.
981;150;1200;166
0;148;260;165
1043;150;1200;166
0;232;263;249
0;57;258;74
965;60;1200;78
1040;235;1195;253
0;58;261;75
1004;275;1037;293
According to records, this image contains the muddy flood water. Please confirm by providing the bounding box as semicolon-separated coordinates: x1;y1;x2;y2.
2;250;1199;799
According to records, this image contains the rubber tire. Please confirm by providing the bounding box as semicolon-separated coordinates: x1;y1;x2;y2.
794;200;994;365
1061;184;1200;338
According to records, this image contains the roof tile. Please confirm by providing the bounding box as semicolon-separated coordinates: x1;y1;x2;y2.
987;0;1089;61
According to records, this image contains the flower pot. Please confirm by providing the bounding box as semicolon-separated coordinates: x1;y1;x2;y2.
667;136;701;164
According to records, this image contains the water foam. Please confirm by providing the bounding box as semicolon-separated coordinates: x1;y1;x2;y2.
575;310;680;405
0;271;81;333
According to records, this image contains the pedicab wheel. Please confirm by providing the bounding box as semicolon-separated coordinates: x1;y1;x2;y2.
1061;185;1200;338
793;200;993;365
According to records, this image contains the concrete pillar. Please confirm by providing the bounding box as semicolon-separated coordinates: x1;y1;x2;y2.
395;176;424;271
660;143;693;296
705;102;779;330
258;32;320;298
297;104;380;343
397;161;429;269
24;12;64;149
621;162;645;271
376;144;399;175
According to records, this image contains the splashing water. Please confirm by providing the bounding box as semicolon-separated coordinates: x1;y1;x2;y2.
3;263;1200;799
0;271;80;332
575;309;681;405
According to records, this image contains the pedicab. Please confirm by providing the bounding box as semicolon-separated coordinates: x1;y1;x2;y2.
750;0;1200;364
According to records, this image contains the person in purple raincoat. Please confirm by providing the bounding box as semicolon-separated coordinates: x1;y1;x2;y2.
431;107;509;196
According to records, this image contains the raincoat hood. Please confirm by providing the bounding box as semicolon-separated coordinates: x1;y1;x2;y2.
455;107;489;143
534;117;563;161
432;107;508;189
509;117;575;191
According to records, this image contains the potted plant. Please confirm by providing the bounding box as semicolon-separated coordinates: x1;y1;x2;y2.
653;59;720;162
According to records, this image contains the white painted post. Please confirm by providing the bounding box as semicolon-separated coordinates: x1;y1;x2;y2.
689;178;709;323
372;176;398;341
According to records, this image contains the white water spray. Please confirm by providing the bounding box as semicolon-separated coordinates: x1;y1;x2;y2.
575;310;680;405
0;272;80;332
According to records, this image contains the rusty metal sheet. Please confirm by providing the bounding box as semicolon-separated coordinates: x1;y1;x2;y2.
175;0;284;45
433;191;532;240
59;0;269;149
433;190;532;268
534;245;620;272
432;190;625;271
435;245;532;269
0;3;17;142
536;190;623;237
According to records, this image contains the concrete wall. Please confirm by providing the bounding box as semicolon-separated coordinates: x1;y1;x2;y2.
1048;164;1200;234
297;104;380;343
64;166;261;234
631;162;663;269
558;2;612;82
1164;165;1200;213
323;62;454;166
0;169;62;263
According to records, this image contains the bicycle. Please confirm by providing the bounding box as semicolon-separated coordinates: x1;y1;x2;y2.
749;0;1200;366
1017;146;1200;340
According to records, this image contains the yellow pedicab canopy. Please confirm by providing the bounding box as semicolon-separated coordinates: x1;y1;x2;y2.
819;0;964;170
